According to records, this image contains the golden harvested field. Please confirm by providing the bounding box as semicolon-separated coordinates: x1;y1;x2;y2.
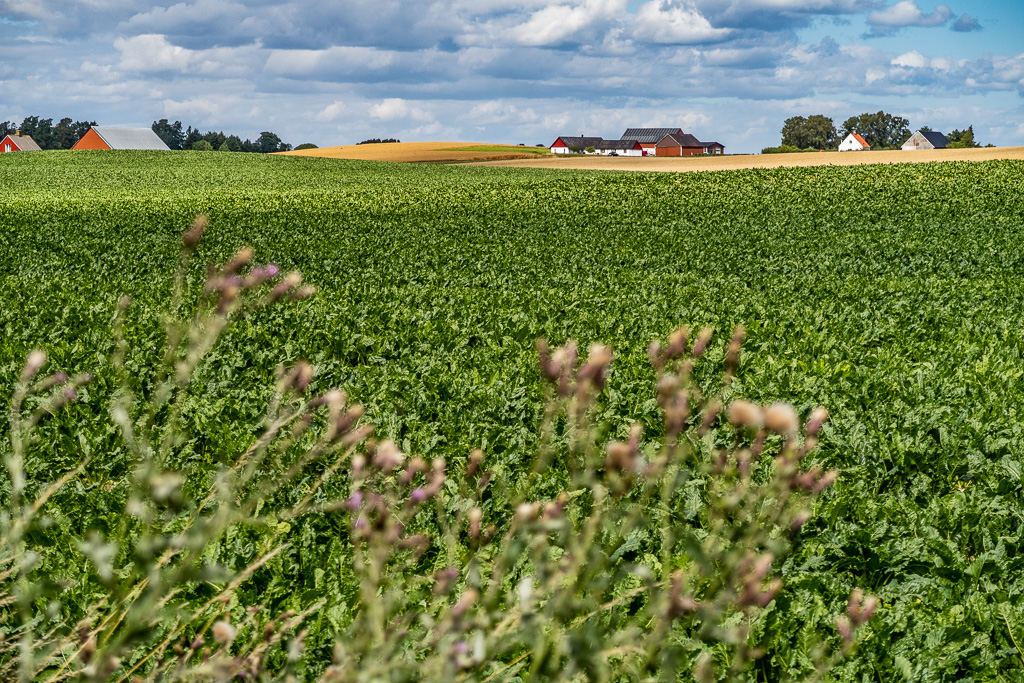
280;142;1024;171
278;141;547;163
473;146;1024;172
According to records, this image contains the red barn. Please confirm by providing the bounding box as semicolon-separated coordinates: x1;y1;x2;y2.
620;127;684;152
72;126;170;150
655;133;724;156
1;134;42;152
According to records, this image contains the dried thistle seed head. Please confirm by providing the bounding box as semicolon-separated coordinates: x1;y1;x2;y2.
467;507;483;538
789;509;812;531
285;361;314;393
806;406;830;436
725;326;745;369
400;456;427;485
728;400;763;430
587;343;613;367
515;502;538;521
699;399;722;435
814;469;839;493
764;402;799;436
605;441;634;473
183;215;207;248
22;349;47;380
647;340;663;369
225;246;255;274
692;327;713;357
212;620;237;644
466;449;484;478
835;614;853;641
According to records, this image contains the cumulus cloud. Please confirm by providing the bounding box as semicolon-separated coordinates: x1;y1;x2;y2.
866;0;954;35
1;0;1023;150
631;1;732;45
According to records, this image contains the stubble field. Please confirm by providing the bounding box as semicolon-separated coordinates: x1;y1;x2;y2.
3;149;1024;679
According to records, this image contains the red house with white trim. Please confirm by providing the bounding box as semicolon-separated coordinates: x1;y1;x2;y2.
1;134;42;152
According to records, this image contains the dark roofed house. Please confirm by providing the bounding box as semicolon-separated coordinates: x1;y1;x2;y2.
621;128;684;148
550;136;605;154
902;130;948;151
655;133;724;156
593;139;644;156
1;134;42;153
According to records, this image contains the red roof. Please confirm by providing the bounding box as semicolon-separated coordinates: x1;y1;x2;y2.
851;133;870;148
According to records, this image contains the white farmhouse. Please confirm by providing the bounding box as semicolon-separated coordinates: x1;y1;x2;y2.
902;130;948;151
838;132;871;152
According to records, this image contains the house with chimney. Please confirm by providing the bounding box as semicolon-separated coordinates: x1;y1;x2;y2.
1;133;42;153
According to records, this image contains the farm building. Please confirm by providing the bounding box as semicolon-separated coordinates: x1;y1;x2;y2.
621;128;684;152
550;136;605;154
838;132;871;152
72;126;170;151
654;133;724;156
1;134;42;153
550;137;645;156
593;139;644;156
902;130;948;151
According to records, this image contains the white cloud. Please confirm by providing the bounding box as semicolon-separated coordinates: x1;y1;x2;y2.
632;1;732;45
867;0;953;34
892;50;928;68
369;98;434;122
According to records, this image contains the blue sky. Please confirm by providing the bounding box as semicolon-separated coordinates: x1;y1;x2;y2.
1;0;1021;152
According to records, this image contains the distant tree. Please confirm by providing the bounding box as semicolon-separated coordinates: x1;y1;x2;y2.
294;143;318;150
947;125;980;148
152;119;185;150
202;131;227;150
840;111;910;150
0;121;15;138
781;115;837;149
191;139;213;151
225;135;243;152
183;126;204;150
919;125;932;132
357;138;400;145
256;131;291;153
19;117;56;150
218;141;231;152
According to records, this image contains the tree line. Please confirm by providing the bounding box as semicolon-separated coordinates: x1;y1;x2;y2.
0;117;97;150
151;119;292;152
0;116;292;153
767;111;985;152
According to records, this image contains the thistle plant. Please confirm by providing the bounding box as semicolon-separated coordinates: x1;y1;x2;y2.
1;217;874;681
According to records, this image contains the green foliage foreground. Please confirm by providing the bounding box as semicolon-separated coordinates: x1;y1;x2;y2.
2;151;1024;679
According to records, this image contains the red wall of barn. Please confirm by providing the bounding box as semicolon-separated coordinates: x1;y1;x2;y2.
72;129;111;150
1;136;22;152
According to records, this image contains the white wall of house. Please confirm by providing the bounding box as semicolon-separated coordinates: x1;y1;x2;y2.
902;131;937;150
595;147;642;156
838;134;867;152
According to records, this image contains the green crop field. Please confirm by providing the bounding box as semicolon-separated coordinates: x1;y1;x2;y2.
3;150;1024;680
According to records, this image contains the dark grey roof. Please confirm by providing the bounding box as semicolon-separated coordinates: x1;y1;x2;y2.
621;127;683;143
553;136;605;149
92;127;170;150
657;133;723;149
919;130;948;148
3;134;42;151
597;139;642;150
